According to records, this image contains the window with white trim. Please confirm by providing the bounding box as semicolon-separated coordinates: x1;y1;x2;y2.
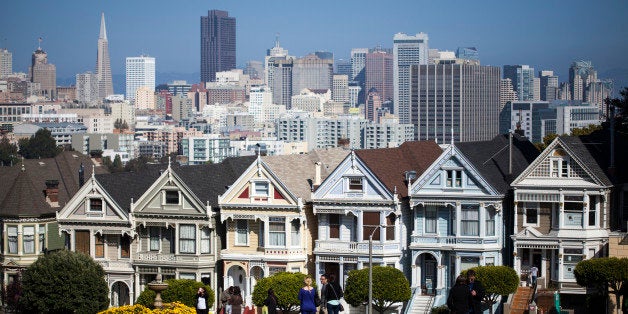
235;220;248;245
89;198;103;211
524;203;539;226
38;224;46;253
425;206;437;234
588;196;597;227
445;170;463;188
485;208;496;236
269;217;286;246
253;181;269;197
348;177;363;191
149;227;160;251
200;227;211;254
164;190;180;205
23;226;35;254
564;195;584;227
291;219;300;246
8;226;17;254
461;205;479;236
179;224;196;254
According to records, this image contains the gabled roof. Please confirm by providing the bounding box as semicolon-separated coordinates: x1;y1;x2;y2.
262;148;349;202
354;141;443;198
555;136;612;186
0;151;105;218
456;134;539;193
95;156;257;211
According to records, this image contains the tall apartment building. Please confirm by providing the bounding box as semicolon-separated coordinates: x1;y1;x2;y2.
76;71;99;105
350;48;369;81
500;78;518;111
0;48;12;78
365;50;393;102
569;61;596;101
201;10;236;82
539;70;559;101
125;55;155;101
264;35;289;90
394;32;429;124
365;88;382;122
30;46;56;99
335;59;351;77
96;13;114;99
362;120;414;149
503;65;535;101
134;86;155;110
248;86;273;123
332;74;349;103
292;53;333;96
410;63;500;143
269;58;293;108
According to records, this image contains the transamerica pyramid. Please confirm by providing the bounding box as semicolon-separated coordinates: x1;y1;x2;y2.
96;12;113;99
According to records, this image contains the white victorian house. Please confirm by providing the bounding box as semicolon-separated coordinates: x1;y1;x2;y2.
511;136;612;294
408;135;538;307
312;141;442;289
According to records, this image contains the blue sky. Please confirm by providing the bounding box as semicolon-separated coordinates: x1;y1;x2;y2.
2;0;627;86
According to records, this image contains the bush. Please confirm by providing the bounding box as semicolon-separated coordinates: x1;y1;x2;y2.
344;266;411;313
431;305;450;314
252;272;310;313
19;250;109;313
135;279;214;310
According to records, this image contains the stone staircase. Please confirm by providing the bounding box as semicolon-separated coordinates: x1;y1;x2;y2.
406;293;434;314
509;286;534;314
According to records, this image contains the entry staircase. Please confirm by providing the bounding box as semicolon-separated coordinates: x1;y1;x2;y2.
405;289;434;314
508;286;534;314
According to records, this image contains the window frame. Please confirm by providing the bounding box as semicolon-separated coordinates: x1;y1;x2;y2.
38;224;46;253
461;204;480;236
347;176;364;192
235;219;249;246
329;214;340;239
523;202;540;227
88;198;104;212
424;206;437;234
23;225;35;254
178;224;196;254
200;227;211;254
252;181;270;197
95;234;105;258
164;190;180;205
269;217;286;247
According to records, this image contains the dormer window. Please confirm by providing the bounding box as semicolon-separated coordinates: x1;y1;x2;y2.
165;190;180;205
89;198;103;211
445;170;462;188
348;177;363;191
550;149;570;178
253;181;270;197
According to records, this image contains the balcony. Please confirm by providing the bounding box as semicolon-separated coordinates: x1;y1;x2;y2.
314;240;401;255
410;235;500;250
97;260;133;271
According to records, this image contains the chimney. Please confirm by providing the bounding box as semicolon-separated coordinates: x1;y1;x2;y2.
314;162;322;186
44;179;59;206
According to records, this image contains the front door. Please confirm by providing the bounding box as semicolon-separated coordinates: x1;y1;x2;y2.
422;254;437;295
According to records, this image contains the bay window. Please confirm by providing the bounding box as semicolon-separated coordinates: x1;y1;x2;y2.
425;206;437;234
23;226;35;254
461;205;479;236
201;227;211;253
179;225;196;253
269;217;286;246
235;220;248;245
8;226;17;254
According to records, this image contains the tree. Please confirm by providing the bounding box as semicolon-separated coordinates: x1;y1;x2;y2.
462;266;519;314
344;266;411;314
575;257;628;313
18;128;61;159
252;272;310;313
535;133;559;152
0;136;19;166
112;154;124;172
571;124;602;136
18;250;109;313
135;279;214;310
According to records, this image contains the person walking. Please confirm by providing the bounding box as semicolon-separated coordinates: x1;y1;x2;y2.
467;270;485;314
447;276;470;314
529;265;539;286
319;274;329;314
220;287;232;314
196;287;209;314
229;286;244;314
298;276;318;314
263;288;278;314
323;274;343;314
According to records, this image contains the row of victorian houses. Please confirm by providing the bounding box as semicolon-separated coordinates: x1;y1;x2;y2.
1;132;626;312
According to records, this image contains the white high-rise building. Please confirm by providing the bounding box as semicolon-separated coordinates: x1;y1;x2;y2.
0;48;12;78
248;86;275;123
393;32;428;124
350;48;368;81
332;74;349;103
76;71;99;105
125;55;155;101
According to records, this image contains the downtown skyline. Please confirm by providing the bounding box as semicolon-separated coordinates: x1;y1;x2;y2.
1;0;627;89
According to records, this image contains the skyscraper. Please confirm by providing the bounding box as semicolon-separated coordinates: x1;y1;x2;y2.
292;53;333;95
365;50;393;102
455;47;479;61
569;61;596;101
76;71;99;105
96;13;114;99
30;42;56;99
269;58;293;108
332;74;349;103
410;63;500;142
126;55;155;101
394;32;428;124
539;70;559;101
200;10;236;83
0;48;12;78
503;65;535;101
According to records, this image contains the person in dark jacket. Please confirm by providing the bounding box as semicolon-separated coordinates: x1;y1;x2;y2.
263;288;278;314
229;286;244;314
323;274;343;314
467;269;486;314
447;276;470;314
195;287;209;314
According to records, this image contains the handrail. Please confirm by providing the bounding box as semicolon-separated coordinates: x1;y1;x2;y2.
404;287;419;314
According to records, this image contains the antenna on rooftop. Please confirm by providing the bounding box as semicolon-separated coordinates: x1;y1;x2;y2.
37;37;42;50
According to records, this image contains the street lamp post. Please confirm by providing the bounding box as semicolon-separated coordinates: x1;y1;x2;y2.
368;225;382;314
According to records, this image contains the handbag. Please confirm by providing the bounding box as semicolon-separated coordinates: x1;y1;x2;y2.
328;283;344;312
339;303;344;311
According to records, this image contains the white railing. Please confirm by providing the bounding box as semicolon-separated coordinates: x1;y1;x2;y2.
134;252;203;263
315;240;401;254
263;248;305;255
97;260;133;270
410;235;499;246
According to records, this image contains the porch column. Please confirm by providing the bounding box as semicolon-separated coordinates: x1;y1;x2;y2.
263;218;269;248
357;211;364;241
134;271;140;304
411;264;417;287
175;223;180;254
514;201;519;232
379;212;385;242
557;247;564;282
315;259;321;286
541;249;548;280
339;262;345;287
437;264;445;292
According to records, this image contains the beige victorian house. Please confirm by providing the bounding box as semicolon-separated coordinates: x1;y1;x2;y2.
218;150;347;305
